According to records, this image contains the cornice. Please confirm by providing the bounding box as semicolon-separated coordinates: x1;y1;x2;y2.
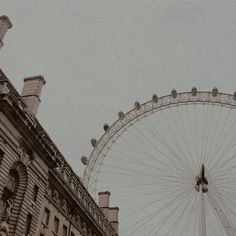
0;69;57;168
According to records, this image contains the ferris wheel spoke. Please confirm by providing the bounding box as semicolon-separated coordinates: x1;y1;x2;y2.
141;116;194;174
165;187;197;236
210;185;236;220
203;104;218;168
205;105;216;165
148;188;195;235
209;139;236;175
101;152;193;180
110;144;192;179
123;185;193;235
116;190;179;205
175;105;197;170
153;108;178;147
210;161;236;180
206;190;236;236
213;110;236;156
160;108;195;174
200;104;210;169
117;184;192;203
171;107;196;172
121;185;192;219
206;177;236;234
202;104;214;166
185;105;199;170
109;148;174;173
193;104;201;169
204;105;222;168
127;124;191;176
205;197;219;236
182;192;199;236
206;106;224;169
99;159;191;180
116;135;189;177
183;104;201;171
207;109;233;171
154;108;196;171
111;181;193;200
139;113;195;175
98;175;191;189
217;195;236;220
211;165;236;179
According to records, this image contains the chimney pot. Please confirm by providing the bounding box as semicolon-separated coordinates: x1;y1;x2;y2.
109;207;119;234
98;191;111;208
98;191;111;219
21;75;46;115
0;15;13;49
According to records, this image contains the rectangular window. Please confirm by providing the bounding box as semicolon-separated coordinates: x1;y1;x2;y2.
62;225;68;236
54;216;59;233
42;208;50;225
32;185;39;202
25;213;32;235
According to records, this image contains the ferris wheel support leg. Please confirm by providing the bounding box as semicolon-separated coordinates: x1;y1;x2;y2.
200;192;206;236
207;191;235;236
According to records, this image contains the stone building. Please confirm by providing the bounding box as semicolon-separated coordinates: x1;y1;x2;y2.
0;16;118;236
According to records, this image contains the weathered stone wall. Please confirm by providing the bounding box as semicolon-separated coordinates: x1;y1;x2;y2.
0;116;47;236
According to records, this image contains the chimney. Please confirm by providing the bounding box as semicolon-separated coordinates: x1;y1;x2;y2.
109;207;119;235
98;191;110;219
98;191;119;234
0;15;12;49
21;75;46;115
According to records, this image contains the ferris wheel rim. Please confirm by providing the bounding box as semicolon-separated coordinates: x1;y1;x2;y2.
82;89;236;188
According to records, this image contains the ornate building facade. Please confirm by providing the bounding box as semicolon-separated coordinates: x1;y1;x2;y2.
0;16;118;236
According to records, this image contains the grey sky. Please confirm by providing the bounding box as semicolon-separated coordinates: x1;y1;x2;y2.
1;1;236;177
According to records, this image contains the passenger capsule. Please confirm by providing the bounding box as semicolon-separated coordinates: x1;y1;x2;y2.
103;123;109;131
191;87;197;96
152;94;158;103
81;156;89;165
91;138;97;147
118;111;124;119
134;101;140;110
233;92;236;101
212;87;218;97
171;89;177;98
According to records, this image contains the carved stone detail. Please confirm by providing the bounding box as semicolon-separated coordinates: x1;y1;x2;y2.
73;214;81;227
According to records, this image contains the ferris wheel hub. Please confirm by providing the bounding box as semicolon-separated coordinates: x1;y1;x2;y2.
195;164;208;193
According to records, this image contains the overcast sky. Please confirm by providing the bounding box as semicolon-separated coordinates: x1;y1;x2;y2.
1;1;236;177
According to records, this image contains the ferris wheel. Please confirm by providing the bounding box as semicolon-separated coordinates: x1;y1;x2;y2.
82;88;236;236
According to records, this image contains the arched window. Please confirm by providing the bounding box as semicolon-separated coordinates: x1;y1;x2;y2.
5;169;19;194
0;169;19;222
0;162;28;235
